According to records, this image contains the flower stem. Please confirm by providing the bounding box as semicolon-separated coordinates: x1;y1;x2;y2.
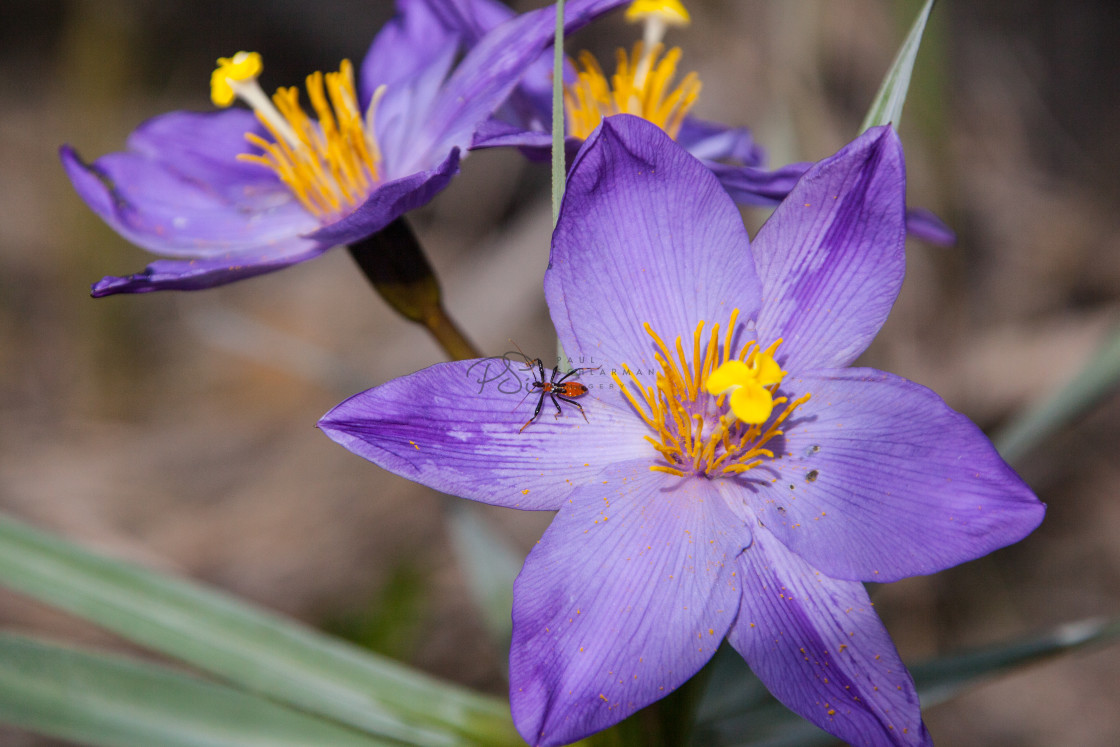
347;219;481;361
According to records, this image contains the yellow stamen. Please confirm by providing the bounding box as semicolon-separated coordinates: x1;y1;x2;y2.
211;51;263;108
565;42;700;141
611;311;811;478
213;52;384;221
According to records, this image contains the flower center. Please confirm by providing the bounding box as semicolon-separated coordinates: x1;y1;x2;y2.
211;51;385;220
564;43;701;141
611;309;811;478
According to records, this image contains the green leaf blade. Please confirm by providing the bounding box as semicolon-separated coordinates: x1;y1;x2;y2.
994;323;1120;464
860;0;936;132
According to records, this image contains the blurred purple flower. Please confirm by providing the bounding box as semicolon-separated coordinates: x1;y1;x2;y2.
60;0;629;296
447;0;953;244
319;116;1042;746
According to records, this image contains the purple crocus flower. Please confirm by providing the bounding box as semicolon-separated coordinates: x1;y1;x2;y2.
60;0;629;296
319;115;1043;746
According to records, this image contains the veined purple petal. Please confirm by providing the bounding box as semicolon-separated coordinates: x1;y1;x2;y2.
60;114;318;258
753;126;907;372
704;160;955;249
727;524;931;746
511;464;747;746
403;0;628;175
318;360;655;511
545;115;762;374
90;242;330;296
676;116;764;166
737;368;1045;583
904;207;956;246
306;149;460;246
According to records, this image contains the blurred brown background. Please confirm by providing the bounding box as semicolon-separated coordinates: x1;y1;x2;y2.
2;0;1118;744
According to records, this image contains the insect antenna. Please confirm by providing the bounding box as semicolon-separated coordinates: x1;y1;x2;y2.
507;339;535;369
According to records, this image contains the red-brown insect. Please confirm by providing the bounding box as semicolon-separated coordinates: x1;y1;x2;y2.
512;345;599;433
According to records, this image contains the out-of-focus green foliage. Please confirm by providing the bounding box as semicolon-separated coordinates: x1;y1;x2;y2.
0;513;520;746
0;632;387;747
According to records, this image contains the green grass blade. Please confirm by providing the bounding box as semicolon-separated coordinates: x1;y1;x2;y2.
552;0;567;226
994;322;1120;464
0;632;388;747
694;617;1120;746
912;617;1120;708
0;513;519;747
859;0;936;132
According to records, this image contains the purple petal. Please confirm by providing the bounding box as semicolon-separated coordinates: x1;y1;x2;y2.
306;149;460;246
318;359;655;511
361;0;527;154
545;115;762;374
423;0;557;135
405;0;628;175
676;116;764;166
359;0;462;107
469;120;552;155
904;207;956;246
372;43;459;177
510;466;746;746
728;526;931;746
753;126;907;371
736;368;1045;582
706;160;813;207
61;113;318;257
420;0;514;43
124;108;273;191
90;243;329;296
709;162;954;247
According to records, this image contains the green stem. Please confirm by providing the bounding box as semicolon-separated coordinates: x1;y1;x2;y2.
551;0;567;225
347;219;481;361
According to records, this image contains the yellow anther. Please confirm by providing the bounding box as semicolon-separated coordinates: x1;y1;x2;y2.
613;311;809;479
565;42;700;140
211;51;263;108
625;0;691;27
706;348;785;424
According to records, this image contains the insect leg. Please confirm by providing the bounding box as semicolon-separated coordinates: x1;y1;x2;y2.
555;366;602;384
519;389;547;434
555;395;589;423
